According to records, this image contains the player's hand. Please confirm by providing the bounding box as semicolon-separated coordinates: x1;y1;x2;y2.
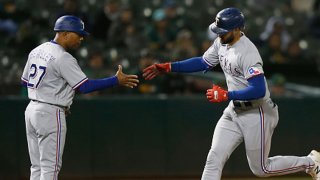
116;65;139;88
206;85;228;103
142;63;171;80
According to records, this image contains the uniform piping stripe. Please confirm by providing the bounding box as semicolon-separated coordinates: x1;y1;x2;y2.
21;77;28;82
259;107;309;175
202;57;213;67
53;109;61;180
72;77;88;89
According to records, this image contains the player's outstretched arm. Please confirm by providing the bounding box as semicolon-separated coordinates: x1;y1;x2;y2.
142;63;171;80
116;65;139;88
142;57;210;80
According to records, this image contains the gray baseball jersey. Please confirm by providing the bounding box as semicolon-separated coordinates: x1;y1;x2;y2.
21;41;88;107
200;34;314;179
203;33;270;99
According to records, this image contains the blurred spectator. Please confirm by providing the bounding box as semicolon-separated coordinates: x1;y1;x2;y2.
91;0;121;40
82;52;114;96
145;8;177;54
55;0;90;31
260;16;291;51
108;7;134;46
290;0;315;14
171;29;198;60
107;6;147;58
308;4;320;39
10;20;39;56
200;38;213;54
283;39;306;63
0;1;18;37
247;0;279;11
83;52;110;78
122;24;148;60
0;1;35;56
185;76;214;94
269;73;287;97
260;32;288;64
129;50;164;94
269;73;303;98
309;18;320;38
162;73;187;94
162;0;189;31
0;0;30;38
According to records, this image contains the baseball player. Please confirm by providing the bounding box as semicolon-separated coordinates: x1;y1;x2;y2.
21;15;139;180
143;7;320;180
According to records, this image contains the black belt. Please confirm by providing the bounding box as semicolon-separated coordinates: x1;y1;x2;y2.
233;101;253;108
31;100;68;110
233;99;276;110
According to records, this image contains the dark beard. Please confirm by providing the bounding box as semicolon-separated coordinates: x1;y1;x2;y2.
221;34;234;44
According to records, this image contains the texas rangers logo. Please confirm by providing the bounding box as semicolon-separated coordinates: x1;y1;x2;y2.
215;17;220;26
80;20;85;30
248;67;261;75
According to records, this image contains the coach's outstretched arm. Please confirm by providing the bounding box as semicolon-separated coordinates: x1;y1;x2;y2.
142;56;211;80
78;65;139;94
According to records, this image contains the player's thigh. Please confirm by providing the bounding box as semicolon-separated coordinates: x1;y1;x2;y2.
239;104;278;151
210;114;243;156
37;107;67;169
239;103;279;171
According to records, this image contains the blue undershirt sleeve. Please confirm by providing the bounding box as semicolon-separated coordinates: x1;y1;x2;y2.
228;74;266;100
170;57;211;72
78;76;119;94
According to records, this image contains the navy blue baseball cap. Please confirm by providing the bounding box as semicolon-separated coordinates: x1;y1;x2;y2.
54;15;89;36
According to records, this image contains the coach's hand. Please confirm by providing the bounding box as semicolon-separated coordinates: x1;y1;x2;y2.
142;63;171;80
116;65;139;88
206;85;228;103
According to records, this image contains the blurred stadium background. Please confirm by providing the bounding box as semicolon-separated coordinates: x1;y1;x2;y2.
0;0;319;179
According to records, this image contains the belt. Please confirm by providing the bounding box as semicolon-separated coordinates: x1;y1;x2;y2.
233;100;263;111
31;100;69;110
233;101;253;108
233;99;276;111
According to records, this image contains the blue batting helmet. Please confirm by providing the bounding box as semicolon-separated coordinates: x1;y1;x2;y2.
54;15;89;36
209;7;245;35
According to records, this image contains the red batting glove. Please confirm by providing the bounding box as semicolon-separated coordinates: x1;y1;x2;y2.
142;63;171;80
206;85;228;103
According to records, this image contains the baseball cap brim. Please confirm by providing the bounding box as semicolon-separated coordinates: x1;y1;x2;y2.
209;23;229;35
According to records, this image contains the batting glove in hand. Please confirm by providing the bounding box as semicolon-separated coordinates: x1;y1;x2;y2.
206;85;228;103
142;63;171;80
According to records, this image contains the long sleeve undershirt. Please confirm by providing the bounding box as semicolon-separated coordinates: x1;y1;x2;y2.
77;76;118;94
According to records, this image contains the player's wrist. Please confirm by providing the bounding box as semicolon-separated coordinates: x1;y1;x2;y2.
111;75;119;86
156;63;171;73
227;91;234;100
